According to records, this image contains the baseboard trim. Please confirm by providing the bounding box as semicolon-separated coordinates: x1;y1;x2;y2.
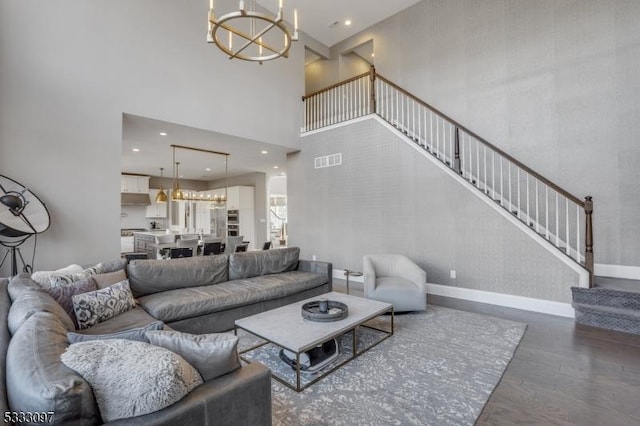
332;269;575;318
426;283;575;318
595;264;640;280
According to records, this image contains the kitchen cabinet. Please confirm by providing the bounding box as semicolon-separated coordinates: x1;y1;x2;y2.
121;175;149;194
146;189;168;218
225;186;254;249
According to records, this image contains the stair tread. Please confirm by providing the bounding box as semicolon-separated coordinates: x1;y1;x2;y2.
573;302;640;317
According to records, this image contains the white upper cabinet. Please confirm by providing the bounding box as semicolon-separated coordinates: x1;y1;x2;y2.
121;175;150;194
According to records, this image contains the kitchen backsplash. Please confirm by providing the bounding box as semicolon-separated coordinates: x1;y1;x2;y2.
120;205;165;230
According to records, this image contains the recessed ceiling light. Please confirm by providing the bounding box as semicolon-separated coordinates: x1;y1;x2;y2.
179;175;183;178
371;53;375;57
159;132;167;136
261;150;268;154
273;166;279;169
205;168;211;171
345;20;352;26
132;148;140;152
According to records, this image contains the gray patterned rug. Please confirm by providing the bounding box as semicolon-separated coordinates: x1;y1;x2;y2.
237;305;526;425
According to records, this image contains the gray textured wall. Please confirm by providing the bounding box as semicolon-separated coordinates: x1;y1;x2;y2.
309;0;640;268
289;118;581;303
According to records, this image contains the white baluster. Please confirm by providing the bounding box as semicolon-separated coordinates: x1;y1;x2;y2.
484;145;487;193
492;151;495;200
508;162;512;211
476;138;480;188
517;169;521;216
545;186;550;239
576;205;581;262
536;179;540;233
500;156;503;203
565;197;570;254
555;192;560;246
526;173;530;225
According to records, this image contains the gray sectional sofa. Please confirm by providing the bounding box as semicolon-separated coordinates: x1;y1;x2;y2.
0;247;332;425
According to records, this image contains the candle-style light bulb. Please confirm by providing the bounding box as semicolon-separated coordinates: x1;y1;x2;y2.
294;9;298;32
259;37;263;56
228;31;232;49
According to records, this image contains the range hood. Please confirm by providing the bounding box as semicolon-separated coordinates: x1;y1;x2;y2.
121;192;151;206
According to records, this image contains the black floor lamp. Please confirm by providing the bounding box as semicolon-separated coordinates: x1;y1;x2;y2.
0;174;50;276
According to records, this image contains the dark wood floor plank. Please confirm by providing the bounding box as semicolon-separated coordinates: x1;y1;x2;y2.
425;295;640;426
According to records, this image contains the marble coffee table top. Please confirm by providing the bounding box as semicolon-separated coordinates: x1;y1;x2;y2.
235;292;392;353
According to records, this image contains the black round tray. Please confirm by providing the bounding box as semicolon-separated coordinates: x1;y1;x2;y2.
301;300;348;322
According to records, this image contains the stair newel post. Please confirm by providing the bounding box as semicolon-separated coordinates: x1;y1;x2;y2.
369;65;376;114
454;127;461;174
584;196;594;287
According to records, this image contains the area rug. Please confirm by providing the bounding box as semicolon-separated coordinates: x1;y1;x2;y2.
237;305;526;425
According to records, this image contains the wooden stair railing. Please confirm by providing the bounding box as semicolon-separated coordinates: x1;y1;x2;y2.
302;66;594;286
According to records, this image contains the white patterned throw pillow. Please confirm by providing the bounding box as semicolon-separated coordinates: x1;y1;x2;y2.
72;280;136;330
61;339;203;422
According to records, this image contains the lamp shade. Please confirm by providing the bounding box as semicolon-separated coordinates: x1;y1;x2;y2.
0;174;50;238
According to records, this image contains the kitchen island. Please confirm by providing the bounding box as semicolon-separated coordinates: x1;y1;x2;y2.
133;231;174;259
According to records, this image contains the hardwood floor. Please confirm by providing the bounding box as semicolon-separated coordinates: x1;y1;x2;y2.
333;280;640;425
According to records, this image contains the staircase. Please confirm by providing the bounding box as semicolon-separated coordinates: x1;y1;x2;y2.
302;66;594;284
572;277;640;335
300;67;640;334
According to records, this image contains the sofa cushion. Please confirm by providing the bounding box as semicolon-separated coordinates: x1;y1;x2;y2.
61;339;203;422
93;269;127;290
6;312;100;425
96;258;128;274
76;306;161;335
146;330;240;381
7;273;42;302
229;247;300;280
45;277;98;328
68;321;164;344
8;288;75;335
138;270;327;322
127;255;229;297
72;280;137;330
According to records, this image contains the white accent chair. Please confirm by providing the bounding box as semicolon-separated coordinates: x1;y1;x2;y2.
363;254;427;312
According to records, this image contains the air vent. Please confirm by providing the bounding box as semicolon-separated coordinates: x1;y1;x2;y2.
314;153;342;169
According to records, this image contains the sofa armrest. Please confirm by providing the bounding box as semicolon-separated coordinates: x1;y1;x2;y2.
0;278;10;414
297;260;333;290
105;362;272;426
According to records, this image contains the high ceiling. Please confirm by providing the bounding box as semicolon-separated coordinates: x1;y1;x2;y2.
259;0;423;47
122;1;423;181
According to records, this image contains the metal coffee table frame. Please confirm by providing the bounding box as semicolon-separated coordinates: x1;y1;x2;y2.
235;303;394;392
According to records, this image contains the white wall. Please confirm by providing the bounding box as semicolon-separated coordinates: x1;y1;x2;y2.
0;0;304;275
312;0;640;268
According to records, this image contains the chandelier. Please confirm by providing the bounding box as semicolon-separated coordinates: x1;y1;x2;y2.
207;0;299;64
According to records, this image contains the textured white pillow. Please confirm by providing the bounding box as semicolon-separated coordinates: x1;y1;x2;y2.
61;339;203;422
31;264;84;287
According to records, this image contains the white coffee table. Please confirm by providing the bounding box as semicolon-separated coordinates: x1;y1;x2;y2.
235;291;393;392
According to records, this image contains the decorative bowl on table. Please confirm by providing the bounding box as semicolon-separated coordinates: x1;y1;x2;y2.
301;300;348;322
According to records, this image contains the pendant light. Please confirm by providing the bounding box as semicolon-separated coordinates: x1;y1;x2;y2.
155;168;168;203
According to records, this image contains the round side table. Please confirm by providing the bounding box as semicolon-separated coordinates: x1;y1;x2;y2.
344;269;363;295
